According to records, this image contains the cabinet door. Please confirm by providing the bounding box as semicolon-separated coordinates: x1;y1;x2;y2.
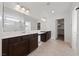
22;35;29;55
2;39;9;56
9;40;27;56
8;36;29;56
41;31;51;42
41;33;46;42
29;34;38;52
46;32;49;40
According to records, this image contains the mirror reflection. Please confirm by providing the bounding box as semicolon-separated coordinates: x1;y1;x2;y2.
1;2;38;32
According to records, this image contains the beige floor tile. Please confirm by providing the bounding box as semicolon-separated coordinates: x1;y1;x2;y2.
28;39;79;56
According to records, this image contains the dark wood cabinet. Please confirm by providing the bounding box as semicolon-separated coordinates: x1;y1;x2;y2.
21;35;30;55
41;31;51;42
9;40;27;56
2;33;38;56
8;36;29;56
29;34;38;52
41;33;46;42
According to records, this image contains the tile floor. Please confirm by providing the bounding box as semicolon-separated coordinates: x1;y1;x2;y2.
28;39;79;56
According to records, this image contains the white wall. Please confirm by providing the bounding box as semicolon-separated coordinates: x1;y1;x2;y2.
51;11;72;42
38;8;72;42
47;15;56;40
64;11;72;45
37;12;56;39
53;5;72;46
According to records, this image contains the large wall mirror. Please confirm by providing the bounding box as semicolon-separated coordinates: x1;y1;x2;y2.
4;6;25;32
0;3;2;33
0;2;38;32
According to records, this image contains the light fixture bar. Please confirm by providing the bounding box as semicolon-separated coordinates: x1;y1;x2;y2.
15;3;30;15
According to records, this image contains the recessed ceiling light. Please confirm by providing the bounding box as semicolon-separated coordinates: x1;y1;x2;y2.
52;10;54;14
15;4;30;15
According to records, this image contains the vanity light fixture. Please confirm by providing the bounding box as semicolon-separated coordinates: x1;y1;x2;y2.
15;3;30;15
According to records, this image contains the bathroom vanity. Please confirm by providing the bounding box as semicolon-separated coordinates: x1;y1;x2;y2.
38;31;51;42
40;31;51;42
1;32;38;56
0;31;51;56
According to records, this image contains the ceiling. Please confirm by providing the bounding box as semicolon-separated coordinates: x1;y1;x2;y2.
4;2;73;20
19;2;73;19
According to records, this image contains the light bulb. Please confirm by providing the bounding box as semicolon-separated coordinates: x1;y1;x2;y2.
16;4;21;9
21;7;25;11
26;9;30;13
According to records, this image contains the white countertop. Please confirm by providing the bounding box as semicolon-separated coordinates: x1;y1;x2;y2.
0;30;48;39
0;31;37;39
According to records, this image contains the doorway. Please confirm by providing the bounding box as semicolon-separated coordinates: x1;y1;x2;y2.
57;18;64;41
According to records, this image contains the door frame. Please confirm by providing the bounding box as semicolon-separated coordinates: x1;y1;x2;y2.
56;18;65;41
